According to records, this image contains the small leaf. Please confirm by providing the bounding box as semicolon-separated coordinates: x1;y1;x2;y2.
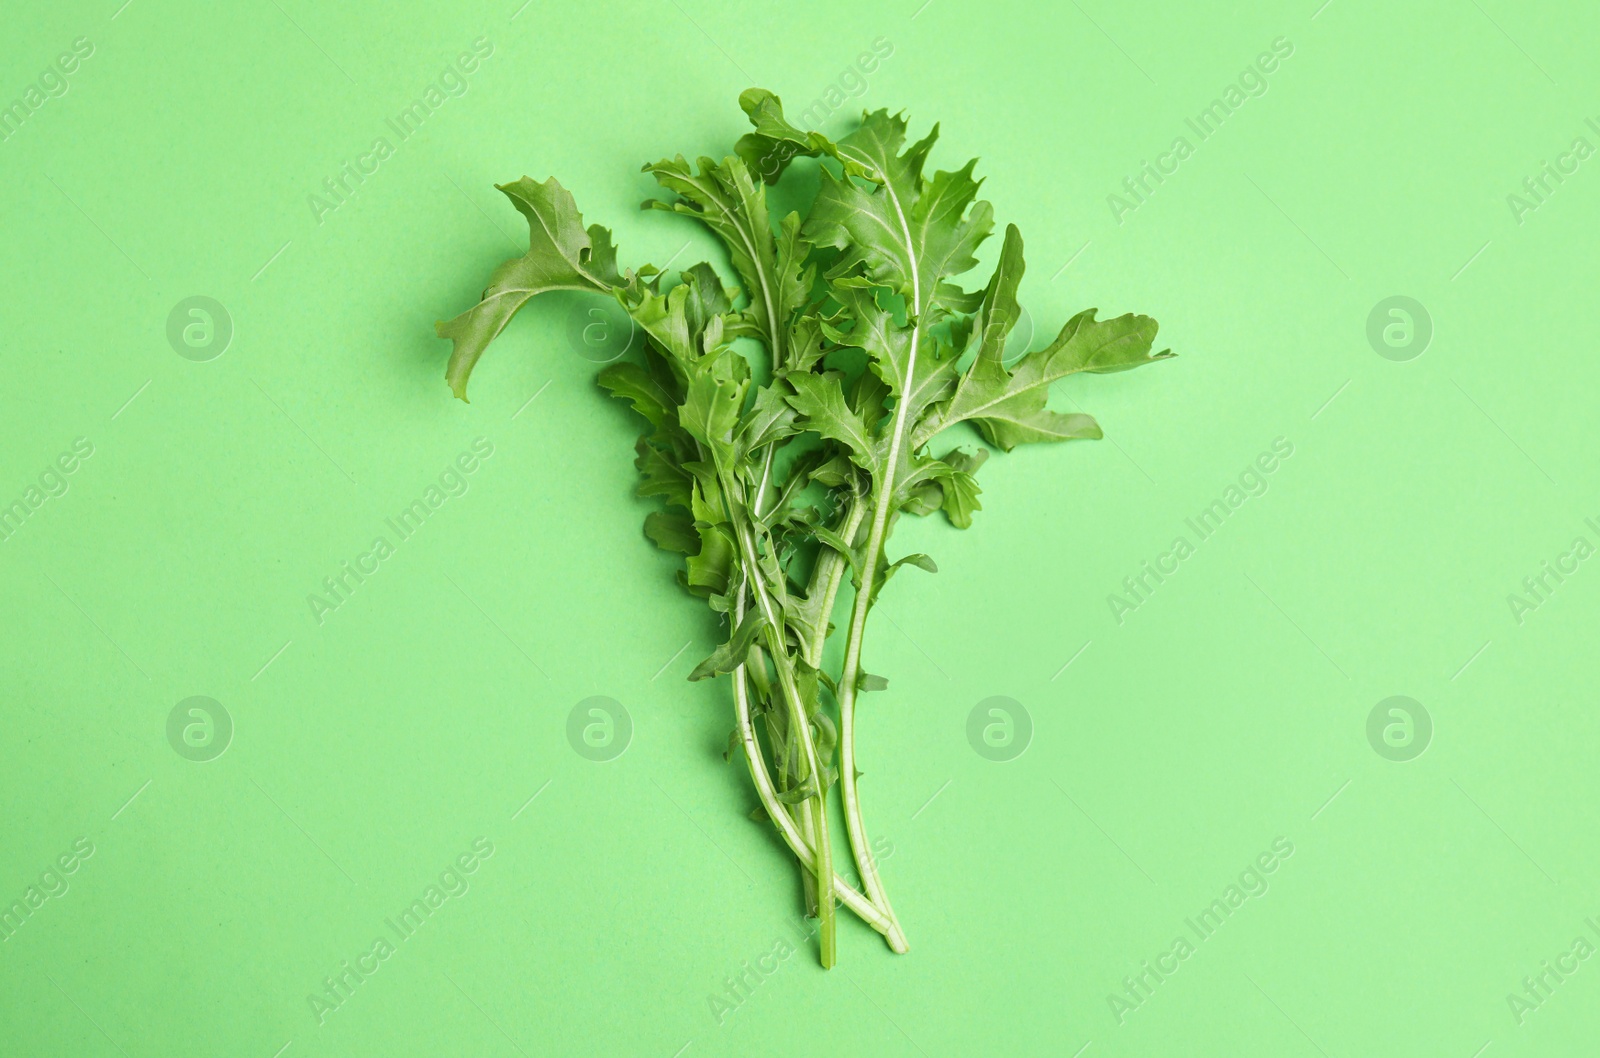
735;88;828;183
689;609;767;681
935;448;988;529
598;362;673;428
785;372;875;469
634;438;693;510
857;673;888;693
812;524;858;567
776;778;820;805
916;228;1174;450
679;364;749;458
739;382;800;454
681;261;734;333
901;481;942;517
644;509;698;554
746;644;773;700
684;521;735;598
809;453;856;488
943;447;989;476
888;553;938;575
812;710;838;760
939;472;982;529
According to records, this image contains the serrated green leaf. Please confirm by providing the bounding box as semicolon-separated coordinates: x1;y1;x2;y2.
437;177;621;401
887;553;937;575
787;313;831;374
739;382;800;454
812;524;858;567
634;437;693;510
786;372;875;468
935;447;987;529
895;446;987;527
685;521;735;598
927;297;1172;450
598;362;673;428
940;471;980;527
734;88;828;184
644;509;698;555
967;223;1026;372
644;154;810;370
689;609;767;680
627;282;700;366
805;113;993;329
679;364;748;458
827;278;955;427
682;261;734;331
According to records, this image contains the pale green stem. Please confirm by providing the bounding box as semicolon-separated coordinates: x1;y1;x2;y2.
719;465;837;967
826;150;923;952
797;490;910;953
729;603;895;935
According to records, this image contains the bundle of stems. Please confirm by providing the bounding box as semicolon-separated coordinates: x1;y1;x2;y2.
436;89;1171;966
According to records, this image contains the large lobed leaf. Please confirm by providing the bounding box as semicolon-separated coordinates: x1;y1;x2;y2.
436;177;624;401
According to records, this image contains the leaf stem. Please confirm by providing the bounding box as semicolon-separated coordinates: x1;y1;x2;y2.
831;532;908;953
826;153;923;952
720;466;837;967
800;493;868;669
729;613;895;935
801;493;911;954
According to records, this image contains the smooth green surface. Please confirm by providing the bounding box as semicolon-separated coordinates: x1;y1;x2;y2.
3;1;1597;1055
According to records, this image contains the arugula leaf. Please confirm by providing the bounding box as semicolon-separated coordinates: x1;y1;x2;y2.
679;362;748;458
806;114;992;330
887;553;938;575
597;362;674;428
689;610;767;680
644;509;698;554
738;384;800;455
645;155;811;369
633;437;693;509
925;225;1172;449
785;372;875;468
734;88;828;182
934;448;988;529
437;177;624;400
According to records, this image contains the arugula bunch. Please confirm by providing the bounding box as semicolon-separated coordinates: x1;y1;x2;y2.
438;90;1171;966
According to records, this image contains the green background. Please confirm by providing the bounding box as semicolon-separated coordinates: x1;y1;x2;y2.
3;0;1597;1054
